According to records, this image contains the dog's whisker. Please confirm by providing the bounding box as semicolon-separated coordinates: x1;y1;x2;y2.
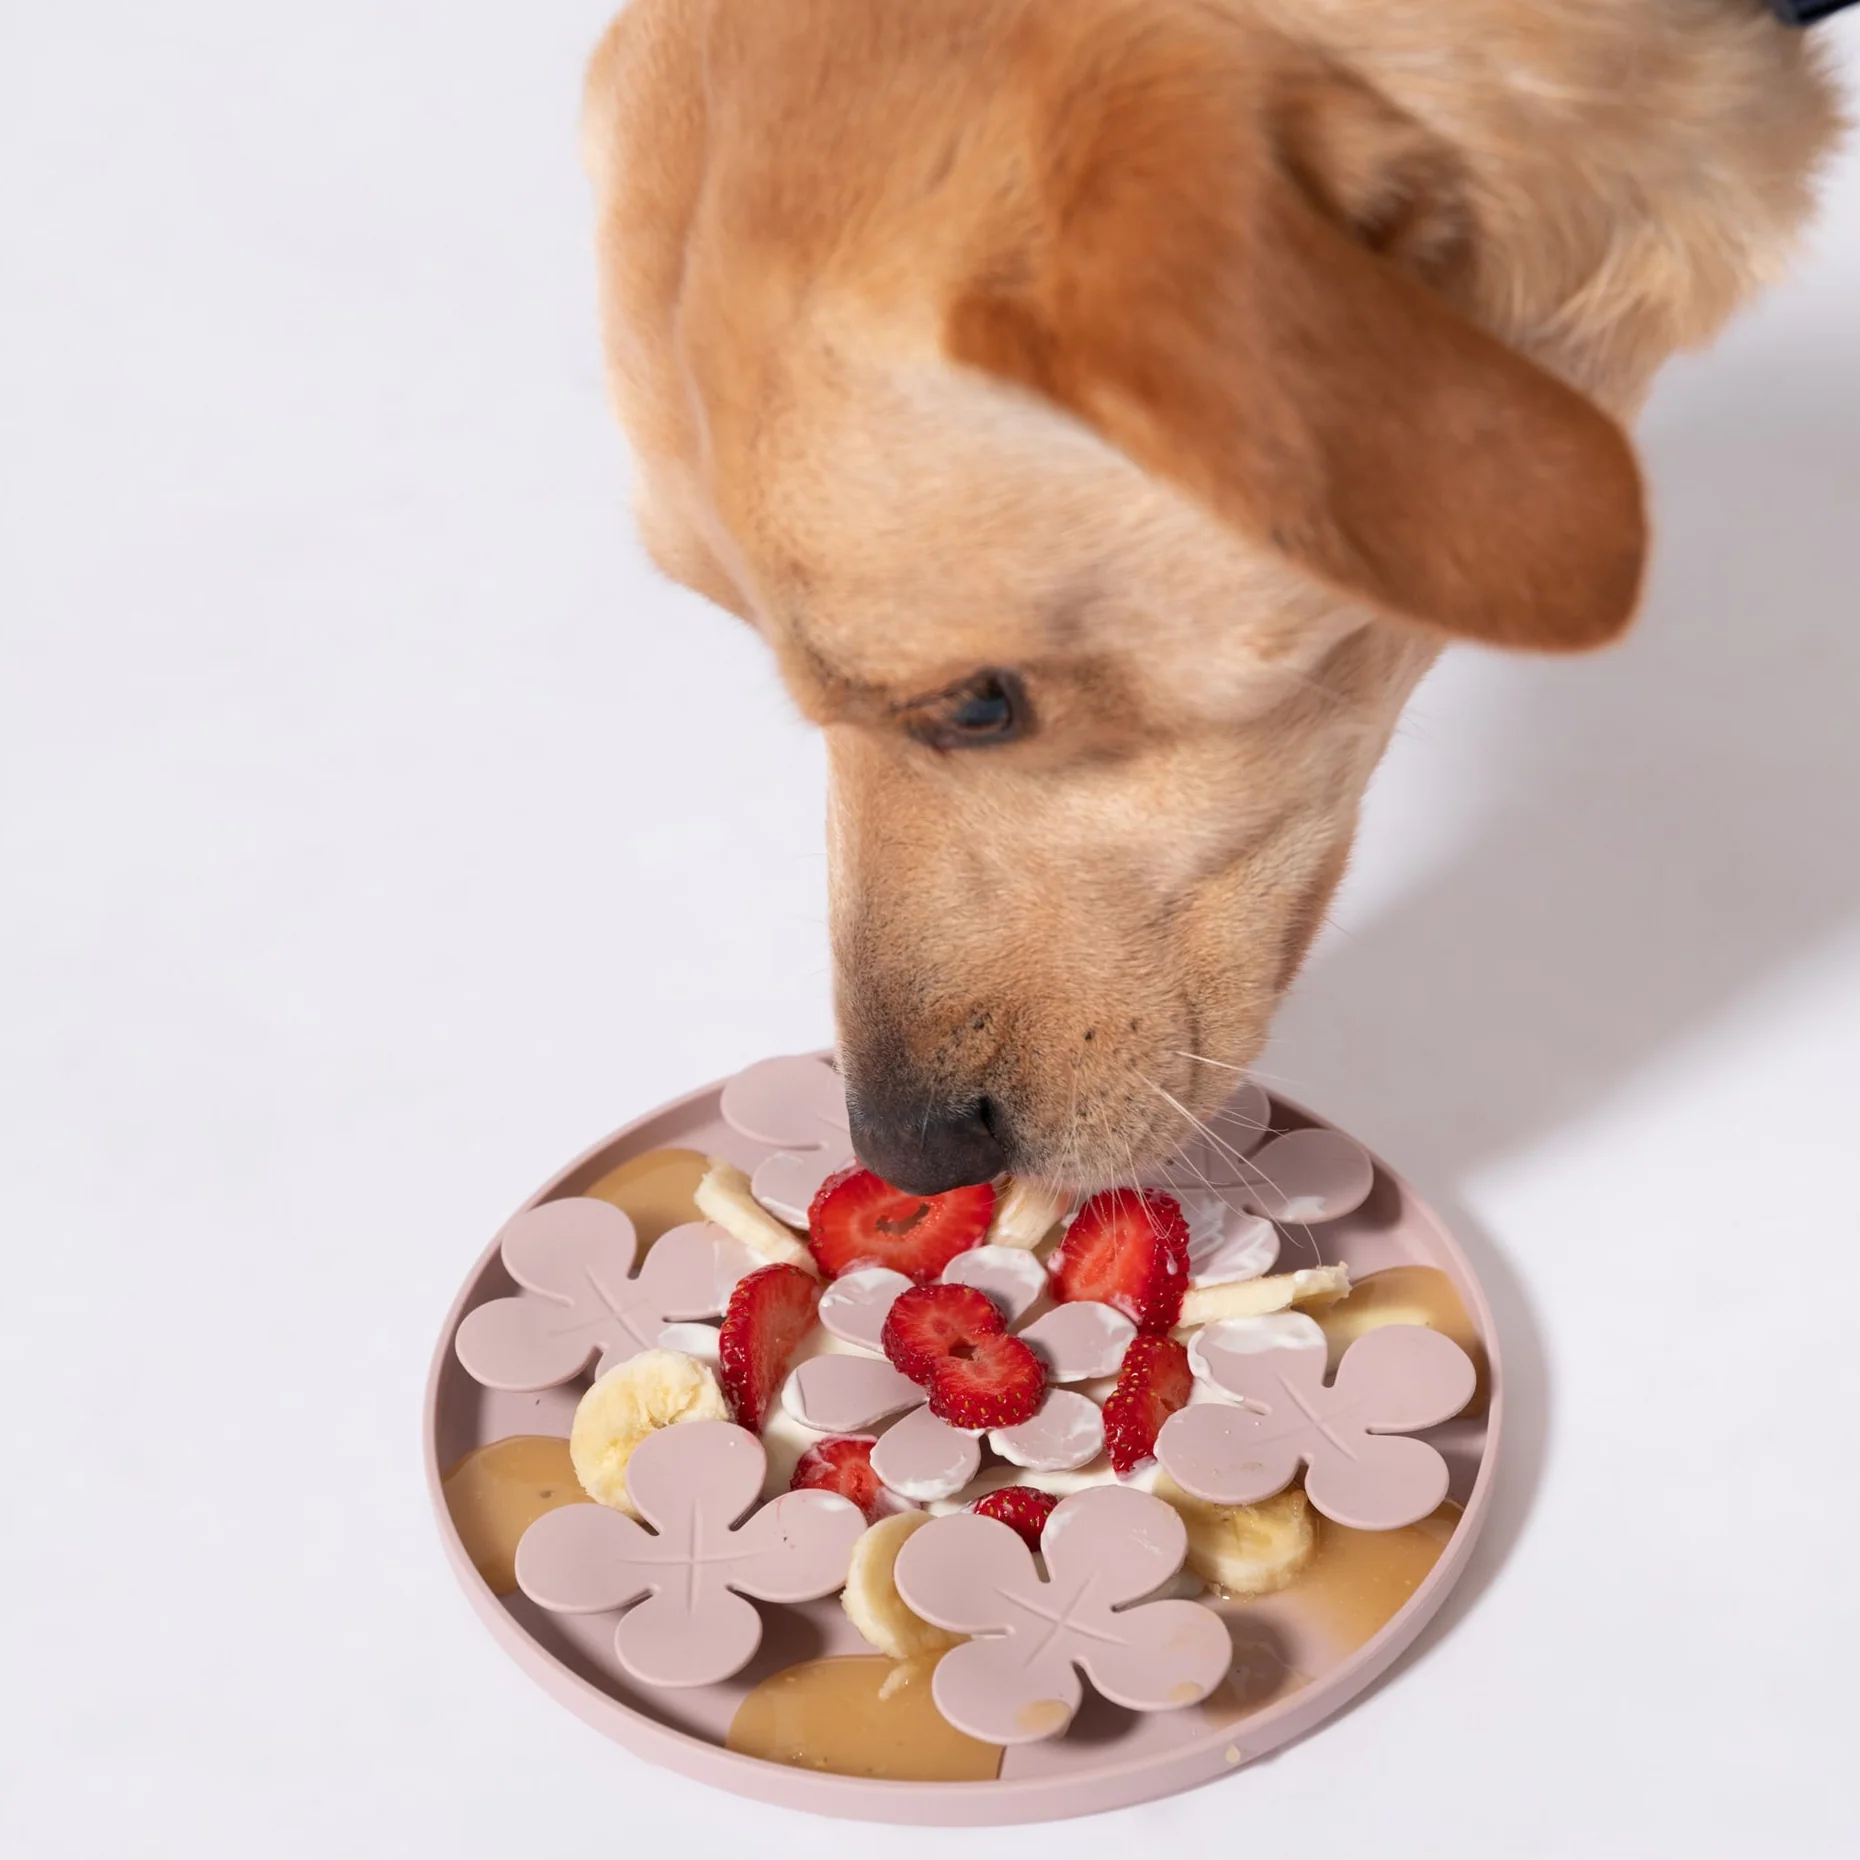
1138;1071;1257;1168
1143;1074;1309;1216
1142;1075;1327;1266
1143;1077;1262;1175
1170;1048;1306;1095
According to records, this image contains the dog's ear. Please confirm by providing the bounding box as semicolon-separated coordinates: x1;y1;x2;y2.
948;21;1646;652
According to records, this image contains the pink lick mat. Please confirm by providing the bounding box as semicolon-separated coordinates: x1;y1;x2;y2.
423;1060;1502;1825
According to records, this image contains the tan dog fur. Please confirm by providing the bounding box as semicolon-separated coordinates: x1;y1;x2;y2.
581;0;1840;1189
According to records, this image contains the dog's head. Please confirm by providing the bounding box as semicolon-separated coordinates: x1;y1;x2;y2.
587;0;1647;1191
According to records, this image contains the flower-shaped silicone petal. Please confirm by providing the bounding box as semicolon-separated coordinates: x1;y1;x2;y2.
1150;1083;1373;1283
1017;1302;1138;1380
1145;1086;1368;1287
817;1267;912;1353
1155;1318;1476;1530
1176;1203;1281;1288
941;1246;1048;1324
513;1420;863;1687
1238;1126;1376;1225
719;1054;855;1227
454;1199;757;1391
871;1402;983;1501
783;1353;923;1433
892;1485;1231;1743
787;1264;1131;1497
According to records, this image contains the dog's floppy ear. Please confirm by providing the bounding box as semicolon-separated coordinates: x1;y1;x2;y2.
948;21;1647;651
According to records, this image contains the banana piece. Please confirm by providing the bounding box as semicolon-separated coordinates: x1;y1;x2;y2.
569;1348;729;1515
842;1511;963;1659
695;1161;817;1272
1154;1473;1316;1596
986;1177;1072;1251
1176;1263;1351;1331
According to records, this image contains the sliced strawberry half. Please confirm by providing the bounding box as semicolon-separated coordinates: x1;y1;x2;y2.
717;1262;820;1433
881;1282;1003;1384
1047;1187;1191;1333
879;1282;1046;1430
1101;1334;1194;1474
928;1334;1044;1430
790;1435;889;1522
971;1484;1059;1550
807;1166;997;1283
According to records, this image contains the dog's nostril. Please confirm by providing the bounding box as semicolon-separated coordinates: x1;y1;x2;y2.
847;1088;1011;1197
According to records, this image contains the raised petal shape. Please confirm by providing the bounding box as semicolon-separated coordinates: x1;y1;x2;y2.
817;1267;911;1353
1183;1204;1280;1287
887;1509;1034;1634
1151;1401;1304;1508
1333;1322;1480;1433
716;1489;875;1602
513;1420;862;1689
893;1487;1227;1744
1041;1482;1185;1597
1239;1127;1375;1225
868;1403;982;1502
616;1585;765;1689
718;1054;857;1226
746;1151;832;1228
784;1353;923;1432
1157;1321;1475;1530
1080;1597;1233;1712
1018;1301;1136;1381
512;1501;654;1614
457;1199;751;1392
1186;1312;1327;1387
989;1388;1104;1472
1304;1431;1453;1532
930;1632;1085;1746
942;1245;1048;1324
653;1320;722;1366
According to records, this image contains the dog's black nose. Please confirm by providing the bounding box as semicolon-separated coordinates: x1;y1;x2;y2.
848;1092;1009;1196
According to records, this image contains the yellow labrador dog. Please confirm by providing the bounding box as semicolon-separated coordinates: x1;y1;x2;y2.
581;0;1840;1192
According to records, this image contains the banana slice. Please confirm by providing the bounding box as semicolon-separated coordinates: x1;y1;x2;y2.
695;1161;817;1272
1176;1263;1351;1330
569;1348;730;1515
1154;1472;1316;1596
842;1511;963;1659
985;1177;1072;1251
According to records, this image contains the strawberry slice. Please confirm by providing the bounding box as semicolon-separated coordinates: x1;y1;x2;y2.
880;1282;1002;1383
929;1336;1044;1430
790;1435;889;1522
880;1282;1046;1430
717;1262;820;1433
807;1166;997;1283
1101;1334;1193;1474
971;1485;1059;1549
1047;1187;1190;1333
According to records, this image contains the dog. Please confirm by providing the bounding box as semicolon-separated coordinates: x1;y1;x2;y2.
579;0;1840;1194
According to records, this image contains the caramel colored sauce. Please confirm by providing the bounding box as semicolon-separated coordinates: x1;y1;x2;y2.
582;1147;711;1251
441;1435;590;1596
727;1656;1002;1782
1317;1266;1490;1411
1284;1502;1462;1657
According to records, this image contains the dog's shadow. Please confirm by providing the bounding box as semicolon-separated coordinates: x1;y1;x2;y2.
1260;355;1860;1677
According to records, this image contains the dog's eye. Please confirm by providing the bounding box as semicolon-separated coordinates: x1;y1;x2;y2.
901;671;1028;749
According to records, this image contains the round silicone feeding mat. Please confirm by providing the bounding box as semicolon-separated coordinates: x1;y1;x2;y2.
424;1055;1501;1825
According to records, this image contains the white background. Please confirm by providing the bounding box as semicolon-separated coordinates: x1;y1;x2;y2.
4;6;1857;1856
